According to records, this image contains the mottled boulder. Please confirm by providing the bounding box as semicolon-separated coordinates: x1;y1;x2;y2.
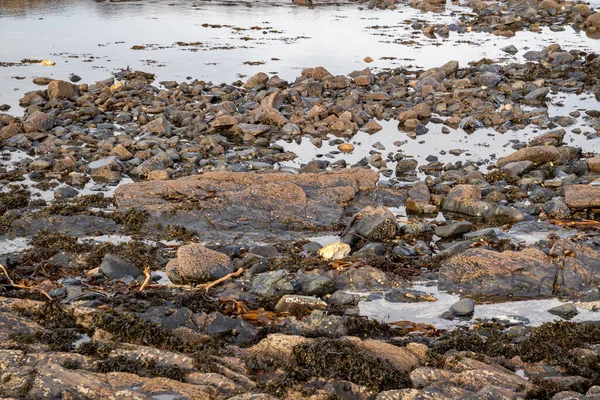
114;169;378;233
341;206;398;246
22;111;55;133
166;243;233;284
48;80;77;99
564;185;600;209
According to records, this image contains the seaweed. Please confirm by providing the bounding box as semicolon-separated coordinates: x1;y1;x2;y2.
92;310;181;349
112;208;149;233
96;356;185;381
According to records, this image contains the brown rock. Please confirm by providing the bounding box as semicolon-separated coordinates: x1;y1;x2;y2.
361;119;383;133
211;114;238;129
22;111;54;133
114;169;379;233
166;243;232;284
354;75;373;86
247;334;312;360
244;72;269;90
147;170;169;180
0;122;22;140
48;80;76;99
564;185;600;209
496;146;559;167
110;144;133;161
438;247;584;298
587;156;600;173
585;12;600;29
259;108;288;127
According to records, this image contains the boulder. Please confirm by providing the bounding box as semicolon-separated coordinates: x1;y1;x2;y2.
497;146;559;167
565;185;600;209
166;244;232;284
48;80;77;99
341;206;398;245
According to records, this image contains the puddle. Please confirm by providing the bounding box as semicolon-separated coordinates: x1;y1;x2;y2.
72;334;91;348
1;1;599;112
0;237;30;255
359;281;600;329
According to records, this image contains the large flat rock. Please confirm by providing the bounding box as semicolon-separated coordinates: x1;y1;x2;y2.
114;169;379;232
438;245;598;299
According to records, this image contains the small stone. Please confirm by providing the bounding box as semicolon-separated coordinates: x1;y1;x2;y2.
48;80;76;99
166;244;232;284
274;295;327;313
69;74;82;83
353;242;386;257
147;170;169;180
364;56;374;63
450;298;475;317
318;242;351;260
500;45;518;55
338;143;355;153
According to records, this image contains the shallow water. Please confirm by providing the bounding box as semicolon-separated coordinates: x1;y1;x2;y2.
1;0;599;112
359;281;600;329
277;91;600;176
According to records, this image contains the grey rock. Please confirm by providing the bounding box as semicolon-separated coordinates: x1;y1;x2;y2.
548;303;578;319
251;270;294;299
54;186;79;199
450;298;475;316
249;245;280;259
353;242;386;257
99;254;141;279
295;273;335;296
435;221;473;238
302;241;322;255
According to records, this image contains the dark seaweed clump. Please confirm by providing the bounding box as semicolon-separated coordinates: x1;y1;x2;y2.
11;330;81;352
113;208;149;233
251;338;410;396
96;356;185;381
92;310;181;349
293;339;411;391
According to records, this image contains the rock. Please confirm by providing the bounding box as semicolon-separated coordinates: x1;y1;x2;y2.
198;312;257;344
435;221;473;238
524;87;550;105
395;159;418;176
22;111;54;133
543;199;571;218
450;298;475;316
439;248;557;298
244;72;269;90
442;185;523;222
142;115;172;135
147;170;169;181
69;74;82;82
210;114;238;130
248;334;312;360
585;13;600;30
0;122;22;141
54;186;79;199
87;156;124;181
548;303;578;319
501;45;518;54
48;80;77;99
318;242;351;260
588;156;600;173
99;254;141;279
342;206;398;245
497;146;559;166
295;274;335;296
353;242;386;257
361;120;383;133
251;270;294;299
114;169;379;234
302;241;322;255
502;161;533;177
274;295;327;313
166;244;232;284
564;185;600;209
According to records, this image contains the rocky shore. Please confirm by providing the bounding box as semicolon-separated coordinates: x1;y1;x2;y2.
2;1;600;395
